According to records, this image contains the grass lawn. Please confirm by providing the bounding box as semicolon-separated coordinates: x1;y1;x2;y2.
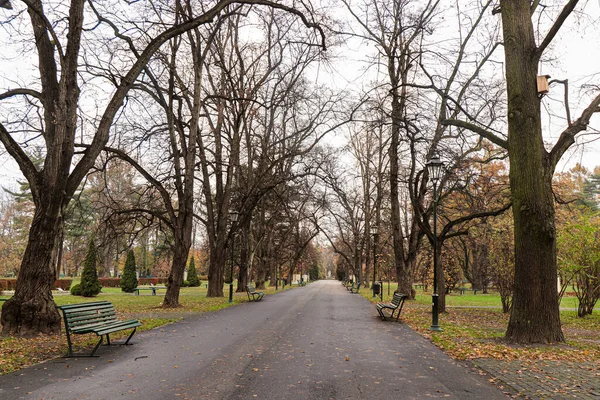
410;288;600;310
2;283;599;375
0;282;290;375
365;288;600;363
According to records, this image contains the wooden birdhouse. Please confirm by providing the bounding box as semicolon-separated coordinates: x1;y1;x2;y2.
537;75;551;94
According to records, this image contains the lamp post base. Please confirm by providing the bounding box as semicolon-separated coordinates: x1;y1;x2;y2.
430;293;442;331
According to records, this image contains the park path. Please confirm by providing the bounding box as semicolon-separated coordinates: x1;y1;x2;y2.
0;280;508;399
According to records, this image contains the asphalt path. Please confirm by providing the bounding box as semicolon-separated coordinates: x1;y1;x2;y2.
0;280;509;399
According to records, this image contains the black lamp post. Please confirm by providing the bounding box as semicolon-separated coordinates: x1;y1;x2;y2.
228;211;239;303
426;153;444;332
371;226;378;298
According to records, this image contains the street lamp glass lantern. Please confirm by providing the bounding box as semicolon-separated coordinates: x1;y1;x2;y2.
371;226;378;236
230;211;239;223
426;153;444;183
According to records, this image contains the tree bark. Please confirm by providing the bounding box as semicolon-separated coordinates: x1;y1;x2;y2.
501;0;564;343
236;217;251;292
1;202;63;335
163;216;193;307
207;241;227;297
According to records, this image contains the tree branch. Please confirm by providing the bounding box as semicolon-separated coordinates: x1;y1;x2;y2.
549;79;571;125
67;0;326;198
0;123;40;190
77;143;177;224
442;119;508;149
535;0;580;58
441;201;513;239
0;88;42;101
549;92;600;171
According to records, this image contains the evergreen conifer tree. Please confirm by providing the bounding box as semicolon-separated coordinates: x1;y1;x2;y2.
120;250;138;292
79;239;102;297
187;257;200;287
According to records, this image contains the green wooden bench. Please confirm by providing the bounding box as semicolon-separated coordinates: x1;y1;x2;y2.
376;293;407;321
58;301;141;357
457;287;479;295
345;280;355;291
246;284;264;302
134;285;167;295
350;282;361;294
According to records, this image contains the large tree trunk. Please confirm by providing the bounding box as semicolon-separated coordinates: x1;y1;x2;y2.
269;256;277;287
1;203;63;335
163;222;192;307
395;261;413;298
207;242;227;297
236;218;251;292
256;257;267;290
501;0;564;343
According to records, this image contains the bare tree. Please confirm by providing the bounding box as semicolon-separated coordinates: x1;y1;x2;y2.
444;0;600;343
0;0;325;335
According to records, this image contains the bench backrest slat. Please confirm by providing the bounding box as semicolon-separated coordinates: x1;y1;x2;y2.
391;293;406;306
59;301;119;329
247;284;256;292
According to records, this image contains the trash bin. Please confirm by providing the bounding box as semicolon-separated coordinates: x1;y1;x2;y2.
372;282;381;296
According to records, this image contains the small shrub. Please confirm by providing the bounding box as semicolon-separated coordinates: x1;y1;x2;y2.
70;284;82;296
120;250;138;293
80;240;102;297
182;280;190;287
187;257;200;287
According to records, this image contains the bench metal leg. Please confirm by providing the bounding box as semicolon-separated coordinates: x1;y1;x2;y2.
64;336;103;358
123;328;137;345
65;329;74;357
107;329;137;346
89;336;104;357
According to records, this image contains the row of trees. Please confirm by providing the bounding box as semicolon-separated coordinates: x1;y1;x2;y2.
0;0;330;336
0;0;599;346
318;0;599;345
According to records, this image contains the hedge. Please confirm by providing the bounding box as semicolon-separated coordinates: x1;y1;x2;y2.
0;278;73;291
54;279;73;290
98;278;121;288
98;277;168;288
0;277;170;291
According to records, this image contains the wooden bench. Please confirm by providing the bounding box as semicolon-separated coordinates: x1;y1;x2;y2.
345;281;355;291
349;282;361;293
376;293;407;321
246;284;264;302
134;286;167;295
457;287;479;295
58;301;141;357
